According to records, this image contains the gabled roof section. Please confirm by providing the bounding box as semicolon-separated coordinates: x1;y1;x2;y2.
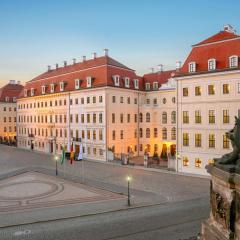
0;81;23;102
143;70;175;85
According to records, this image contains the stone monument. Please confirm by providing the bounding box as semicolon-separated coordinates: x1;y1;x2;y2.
201;116;240;240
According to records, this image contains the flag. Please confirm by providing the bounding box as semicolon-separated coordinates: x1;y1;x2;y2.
70;142;74;164
61;145;65;165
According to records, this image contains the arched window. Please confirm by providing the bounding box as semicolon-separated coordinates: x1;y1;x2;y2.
146;128;150;138
139;128;143;138
162;112;167;124
171;111;176;124
171;127;176;140
146;112;150;122
139;113;143;123
162;127;167;140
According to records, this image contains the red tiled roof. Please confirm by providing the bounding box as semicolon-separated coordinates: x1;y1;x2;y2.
0;82;23;102
143;70;175;89
20;56;143;98
180;29;240;75
194;30;240;46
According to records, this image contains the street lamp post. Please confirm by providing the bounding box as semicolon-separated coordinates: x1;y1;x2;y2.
126;175;131;206
54;155;59;176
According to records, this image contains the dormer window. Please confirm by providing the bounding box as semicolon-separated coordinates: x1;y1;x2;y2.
41;85;46;94
134;79;139;89
60;81;65;92
188;62;196;73
87;76;92;88
125;77;130;88
145;83;150;91
50;83;55;93
5;97;9;102
13;97;16;102
208;59;216;71
24;89;28;97
113;75;120;86
229;55;238;68
31;88;35;96
75;79;80;89
153;82;158;90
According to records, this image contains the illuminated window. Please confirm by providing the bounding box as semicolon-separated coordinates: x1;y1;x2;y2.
171;127;176;140
209;110;215;124
195;86;201;96
223;110;229;124
223;84;230;94
183;157;189;166
183;133;189;146
183;87;188;97
223;134;229;149
195;158;201;168
209;134;215;148
208;85;215;95
171;111;176;124
162;127;167;140
183;111;189;124
195;134;202;147
195;110;201;124
162;112;167;124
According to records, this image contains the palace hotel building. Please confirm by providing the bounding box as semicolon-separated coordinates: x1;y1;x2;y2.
16;25;240;175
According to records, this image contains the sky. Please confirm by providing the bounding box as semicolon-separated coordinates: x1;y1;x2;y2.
0;0;240;87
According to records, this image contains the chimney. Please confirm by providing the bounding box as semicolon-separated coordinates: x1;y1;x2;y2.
82;56;86;62
47;65;51;71
9;80;16;84
103;49;109;56
176;61;182;71
157;64;163;72
92;52;97;59
150;67;154;73
63;61;67;67
17;81;21;85
223;24;235;33
56;63;59;69
72;58;76;64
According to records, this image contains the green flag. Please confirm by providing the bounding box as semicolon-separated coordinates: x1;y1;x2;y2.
61;146;65;165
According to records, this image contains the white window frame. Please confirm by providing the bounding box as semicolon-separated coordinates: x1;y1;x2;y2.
113;75;120;86
30;88;35;96
87;76;92;88
208;59;216;71
229;55;238;68
145;83;150;91
188;62;196;73
5;97;9;102
134;79;139;89
60;82;65;92
125;77;130;88
50;84;55;93
41;85;46;94
24;89;28;97
153;82;158;90
13;97;16;102
75;79;80;89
